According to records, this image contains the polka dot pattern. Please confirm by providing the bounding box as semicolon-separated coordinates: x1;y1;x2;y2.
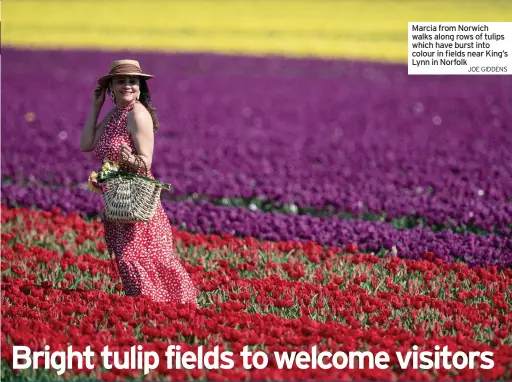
94;101;198;305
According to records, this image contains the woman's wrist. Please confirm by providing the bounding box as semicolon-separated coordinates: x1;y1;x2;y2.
121;153;149;174
125;155;137;170
91;105;102;115
124;154;141;173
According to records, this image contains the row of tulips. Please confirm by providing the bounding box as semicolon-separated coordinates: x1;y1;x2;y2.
4;276;510;381
2;206;512;380
2;251;511;379
2;206;511;336
4;231;512;320
2;277;511;381
3;205;512;298
4;266;512;353
3;238;512;339
2;188;512;268
3;179;510;237
3;48;512;234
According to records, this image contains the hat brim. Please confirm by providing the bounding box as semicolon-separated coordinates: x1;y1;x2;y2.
98;73;154;86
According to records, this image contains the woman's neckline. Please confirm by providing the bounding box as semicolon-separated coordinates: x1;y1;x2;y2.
116;100;138;111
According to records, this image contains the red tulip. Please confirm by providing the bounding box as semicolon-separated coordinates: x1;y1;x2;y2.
345;243;358;253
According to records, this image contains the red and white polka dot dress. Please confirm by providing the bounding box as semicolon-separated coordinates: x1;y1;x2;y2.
94;101;198;305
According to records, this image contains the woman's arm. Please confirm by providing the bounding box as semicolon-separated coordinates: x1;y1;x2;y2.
121;104;154;172
80;107;115;152
80;86;115;152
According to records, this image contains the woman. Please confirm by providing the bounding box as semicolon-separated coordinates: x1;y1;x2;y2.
80;59;198;305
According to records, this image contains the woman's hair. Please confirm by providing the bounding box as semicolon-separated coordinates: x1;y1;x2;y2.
138;78;159;132
107;77;160;132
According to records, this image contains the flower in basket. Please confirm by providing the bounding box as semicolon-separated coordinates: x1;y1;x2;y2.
87;159;119;194
87;171;103;194
96;158;122;183
87;157;172;194
101;159;120;174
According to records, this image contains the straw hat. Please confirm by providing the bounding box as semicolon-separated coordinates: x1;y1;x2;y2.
98;59;153;86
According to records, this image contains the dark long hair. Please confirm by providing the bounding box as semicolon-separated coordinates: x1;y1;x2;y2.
138;78;159;132
107;77;160;132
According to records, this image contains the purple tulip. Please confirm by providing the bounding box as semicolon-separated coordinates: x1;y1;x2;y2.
2;48;512;234
2;184;510;268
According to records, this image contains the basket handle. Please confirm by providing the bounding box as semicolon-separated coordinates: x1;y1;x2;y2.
134;155;149;176
118;149;149;176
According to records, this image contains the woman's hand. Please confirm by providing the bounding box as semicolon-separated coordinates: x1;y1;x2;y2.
92;85;106;110
81;86;110;152
119;142;150;174
119;143;134;165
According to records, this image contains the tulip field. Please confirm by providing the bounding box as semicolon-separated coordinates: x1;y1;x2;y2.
2;206;512;380
2;1;512;381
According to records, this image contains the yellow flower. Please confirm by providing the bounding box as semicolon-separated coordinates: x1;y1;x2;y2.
87;177;102;194
87;171;102;193
101;162;111;172
100;160;120;173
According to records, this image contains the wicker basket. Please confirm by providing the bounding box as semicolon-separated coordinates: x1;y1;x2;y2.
102;154;163;223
